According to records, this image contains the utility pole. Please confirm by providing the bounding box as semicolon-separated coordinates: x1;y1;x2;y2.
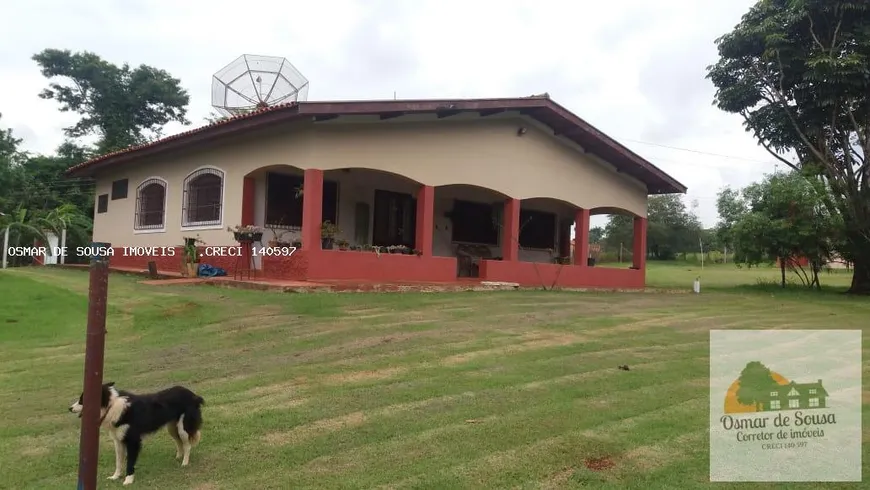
77;242;110;490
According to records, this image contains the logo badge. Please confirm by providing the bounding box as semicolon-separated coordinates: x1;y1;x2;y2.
710;330;861;482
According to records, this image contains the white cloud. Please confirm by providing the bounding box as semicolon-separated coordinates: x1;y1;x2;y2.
0;0;779;228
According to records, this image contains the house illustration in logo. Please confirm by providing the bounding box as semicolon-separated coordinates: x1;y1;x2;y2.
724;361;831;414
761;379;828;411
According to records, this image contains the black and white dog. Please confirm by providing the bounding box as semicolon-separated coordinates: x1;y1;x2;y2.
69;382;205;485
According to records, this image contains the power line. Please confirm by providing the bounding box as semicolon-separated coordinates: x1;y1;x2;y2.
621;138;780;164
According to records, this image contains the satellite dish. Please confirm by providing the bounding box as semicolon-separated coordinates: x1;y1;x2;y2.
211;54;309;117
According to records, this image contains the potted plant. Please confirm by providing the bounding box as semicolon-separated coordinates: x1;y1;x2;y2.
266;221;291;247
321;221;339;249
228;224;263;243
336;238;350;251
180;236;203;277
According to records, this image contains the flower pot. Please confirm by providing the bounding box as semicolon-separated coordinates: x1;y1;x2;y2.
321;238;334;249
234;232;263;242
187;262;198;277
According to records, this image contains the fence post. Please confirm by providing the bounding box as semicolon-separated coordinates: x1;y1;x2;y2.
2;226;8;269
77;242;111;490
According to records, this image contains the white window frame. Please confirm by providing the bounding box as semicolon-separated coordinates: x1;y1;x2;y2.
133;177;168;234
181;166;225;230
789;399;800;409
809;397;819;407
770;400;781;410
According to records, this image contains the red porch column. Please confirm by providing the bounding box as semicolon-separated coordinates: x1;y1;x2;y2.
415;185;434;256
502;198;520;261
632;216;647;270
574;208;590;267
302;169;324;251
241;176;256;226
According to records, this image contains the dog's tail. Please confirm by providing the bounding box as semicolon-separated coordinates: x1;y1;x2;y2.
185;395;205;446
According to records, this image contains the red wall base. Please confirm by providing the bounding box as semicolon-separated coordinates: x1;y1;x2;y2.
106;248;458;284
478;260;644;289
109;247;239;277
104;248;642;289
307;250;457;282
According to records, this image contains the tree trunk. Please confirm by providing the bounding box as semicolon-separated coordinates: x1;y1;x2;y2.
847;256;870;295
780;259;786;288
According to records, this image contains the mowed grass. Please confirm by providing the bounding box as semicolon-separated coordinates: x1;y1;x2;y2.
0;263;867;489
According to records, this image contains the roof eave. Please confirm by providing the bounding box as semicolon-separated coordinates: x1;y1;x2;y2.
64;98;688;194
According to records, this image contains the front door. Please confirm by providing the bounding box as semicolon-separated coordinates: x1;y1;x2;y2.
372;189;416;248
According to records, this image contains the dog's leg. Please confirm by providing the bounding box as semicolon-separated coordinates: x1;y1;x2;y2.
108;437;125;480
177;415;192;466
167;423;183;460
123;435;141;486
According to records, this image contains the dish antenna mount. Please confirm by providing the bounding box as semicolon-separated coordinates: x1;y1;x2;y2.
211;54;309;117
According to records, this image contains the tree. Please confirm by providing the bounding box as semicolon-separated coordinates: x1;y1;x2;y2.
603;194;702;260
707;0;870;294
32;49;191;154
589;226;605;243
715;187;748;252
0;113;27;213
736;361;779;411
730;170;839;288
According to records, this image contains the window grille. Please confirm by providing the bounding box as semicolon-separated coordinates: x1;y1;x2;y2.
134;179;166;230
182;168;223;227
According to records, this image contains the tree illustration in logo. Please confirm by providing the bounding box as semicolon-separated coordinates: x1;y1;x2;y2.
736;361;779;411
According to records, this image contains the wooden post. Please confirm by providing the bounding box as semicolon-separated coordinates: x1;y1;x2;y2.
77;242;110;490
60;229;67;265
147;261;158;279
2;226;8;269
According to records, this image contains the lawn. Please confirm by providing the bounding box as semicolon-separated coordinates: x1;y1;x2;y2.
0;263;867;489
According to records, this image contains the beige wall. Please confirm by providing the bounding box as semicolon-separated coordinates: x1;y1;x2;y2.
90;114;648;249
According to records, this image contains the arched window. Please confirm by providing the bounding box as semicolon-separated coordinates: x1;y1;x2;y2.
182;168;223;227
134;178;167;230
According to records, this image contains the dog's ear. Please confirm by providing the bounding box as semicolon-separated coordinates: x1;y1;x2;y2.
105;381;115;387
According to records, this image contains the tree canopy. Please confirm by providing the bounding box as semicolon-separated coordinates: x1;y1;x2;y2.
32;49;191;154
721;170;839;288
602;194;702;260
707;0;870;294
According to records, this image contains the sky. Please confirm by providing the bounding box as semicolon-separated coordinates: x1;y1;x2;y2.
0;0;782;229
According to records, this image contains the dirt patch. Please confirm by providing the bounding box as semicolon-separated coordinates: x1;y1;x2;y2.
441;332;586;366
584;457;614;471
618;432;704;471
213;393;308;417
244;381;304;397
540;467;576;489
322;367;406;385
160;301;200;318
15;434;57;458
262;411;367;446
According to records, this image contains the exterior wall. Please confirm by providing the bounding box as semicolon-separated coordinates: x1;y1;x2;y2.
89;115;647;250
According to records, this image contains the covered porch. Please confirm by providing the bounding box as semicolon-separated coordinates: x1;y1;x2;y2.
240;166;647;288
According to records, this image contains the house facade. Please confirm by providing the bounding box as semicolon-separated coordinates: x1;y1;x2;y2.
65;96;686;288
763;380;829;411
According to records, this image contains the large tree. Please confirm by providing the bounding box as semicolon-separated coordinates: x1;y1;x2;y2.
729;170;839;288
32;49;191;154
707;0;870;294
603;194;702;260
